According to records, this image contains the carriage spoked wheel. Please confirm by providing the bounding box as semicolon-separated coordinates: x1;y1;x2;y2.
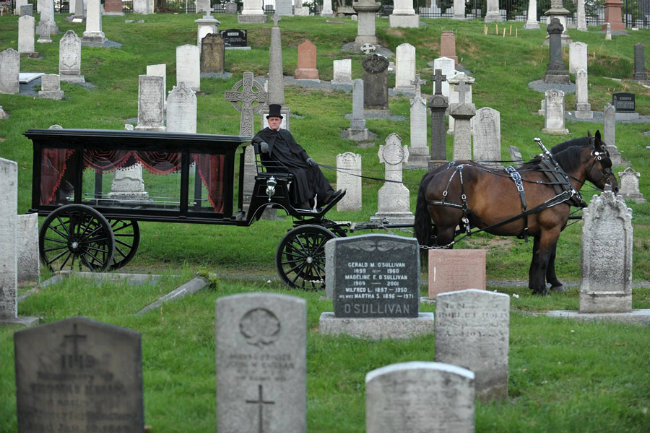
107;219;140;270
39;204;115;272
276;225;336;290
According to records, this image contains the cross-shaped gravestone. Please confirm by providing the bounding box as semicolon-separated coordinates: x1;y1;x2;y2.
272;13;281;27
246;384;275;433
224;72;268;136
361;43;376;54
411;73;425;98
432;68;446;96
455;78;470;104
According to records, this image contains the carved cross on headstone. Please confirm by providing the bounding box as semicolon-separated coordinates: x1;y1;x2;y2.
272;13;281;27
455;78;470;104
411;73;425;98
246;384;275;433
361;43;376;55
432;69;446;96
224;72;268;136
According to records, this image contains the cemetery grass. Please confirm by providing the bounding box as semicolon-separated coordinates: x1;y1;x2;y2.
0;14;649;432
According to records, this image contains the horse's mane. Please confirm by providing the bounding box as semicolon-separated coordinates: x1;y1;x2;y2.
520;137;591;172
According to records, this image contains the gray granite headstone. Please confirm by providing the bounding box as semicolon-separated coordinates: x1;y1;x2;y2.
633;43;647;81
38;74;64;100
17;214;40;284
580;189;633;313
0;158;18;320
166;82;197;133
336;152;362;211
472;107;501;167
618;167;645;203
509;145;523;165
542;89;569;134
20;4;33;16
362;54;390;112
435;289;510;401
216;293;306;433
135;75;165;131
407;75;429;168
0;48;20;94
450;78;476;160
201;33;225;75
14;317;144;431
428;68;449;170
344;78;373;142
325;234;419;317
59;31;85;83
603;103;616;148
366;362;475;433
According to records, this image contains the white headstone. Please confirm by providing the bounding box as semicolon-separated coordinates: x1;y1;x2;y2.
166;82;197;133
176;44;201;91
542;89;569;134
59;30;85;83
603;103;616;147
618;167;645;203
569;42;588;74
36;0;57;37
0;48;20;94
576;0;587;30
18;15;36;55
336;152;362;211
38;74;64;100
0;158;18;320
580;189;633;313
17;214;40;284
435;289;510;400
133;0;154;14
372;133;414;224
447;72;474;133
366;362;475;433
136;75;165;131
241;0;265;16
395;43;416;91
332;59;353;84
523;0;540;29
216;293;307;433
147;63;167;105
574;68;593;119
484;0;502;21
433;56;456;98
276;0;293;15
108;164;149;201
321;0;334;16
472;107;501;167
453;0;465;19
196;0;210;13
83;0;106;43
407;76;429;168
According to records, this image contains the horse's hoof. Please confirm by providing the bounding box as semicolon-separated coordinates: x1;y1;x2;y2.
550;285;565;293
532;289;551;297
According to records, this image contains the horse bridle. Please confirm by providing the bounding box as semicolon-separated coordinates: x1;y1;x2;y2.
589;146;615;188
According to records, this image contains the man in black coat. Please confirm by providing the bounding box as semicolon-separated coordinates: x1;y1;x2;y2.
252;104;341;209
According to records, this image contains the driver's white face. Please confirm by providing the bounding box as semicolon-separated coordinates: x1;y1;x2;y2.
268;116;282;131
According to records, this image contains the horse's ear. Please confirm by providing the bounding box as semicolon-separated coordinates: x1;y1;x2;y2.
587;130;592;138
594;130;605;150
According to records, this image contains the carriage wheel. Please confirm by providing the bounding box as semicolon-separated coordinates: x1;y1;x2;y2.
39;204;115;272
276;225;336;291
108;219;140;270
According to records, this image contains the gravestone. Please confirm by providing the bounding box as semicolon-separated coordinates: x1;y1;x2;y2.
472;107;501;167
225;1;238;13
216;293;306;433
17;0;30;15
104;0;125;15
36;0;57;38
407;75;429;168
196;0;210;13
0;158;18;322
18;15;36;56
432;56;455;97
332;59;353;84
544;0;571;44
453;0;464;19
580;188;633;313
435;289;510;401
0;48;20;94
509;145;523;165
428;249;486;298
38;74;64;100
447;72;474;133
220;29;248;48
429;68;449;170
336;152;362;211
362;54;390;113
569;42;588;74
605;22;612;40
265;15;290;129
135;75;165;131
542;89;569;134
440;30;458;64
14;317;144;431
389;0;419;28
176;44;201;91
239;0;267;23
108;163;149;201
543;18;570;84
82;0;106;44
612;92;638;120
59;31;85;83
0;106;8;119
394;43;416;92
450;78;476;160
196;14;220;50
353;0;381;49
366;362;475;433
574;68;593;119
71;0;83;20
17;214;40;284
295;40;319;80
321;0;334;16
276;0;293;15
344;78;373;143
523;0;539;29
602;0;625;31
576;0;587;30
133;0;154;13
618;167;645;203
603;103;616;147
372;134;414;224
166;82;197;133
201;33;225;75
633;43;647;81
484;0;502;22
146;64;167;105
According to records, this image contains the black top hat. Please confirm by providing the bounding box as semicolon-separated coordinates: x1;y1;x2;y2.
266;104;283;119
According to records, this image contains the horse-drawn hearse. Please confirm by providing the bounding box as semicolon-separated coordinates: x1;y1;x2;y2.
25;128;349;290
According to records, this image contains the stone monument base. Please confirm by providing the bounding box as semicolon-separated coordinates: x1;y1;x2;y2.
523;21;540;30
0;316;39;327
484;12;503;22
319;312;434;340
573;108;593;119
389;14;420;28
60;74;86;83
82;32;106;44
579;291;632;313
104;11;125;16
341;128;376;143
237;14;267;23
546;309;649;325
406;154;430;169
370;213;415;225
542;127;569;134
428;159;448;171
38;90;64;100
616;112;640;120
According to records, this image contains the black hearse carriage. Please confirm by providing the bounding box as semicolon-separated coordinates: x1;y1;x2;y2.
25;128;348;290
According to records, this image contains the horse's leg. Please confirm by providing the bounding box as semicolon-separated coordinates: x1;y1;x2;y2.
528;235;548;295
545;242;565;292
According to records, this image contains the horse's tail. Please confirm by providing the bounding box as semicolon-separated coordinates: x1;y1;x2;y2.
414;172;434;248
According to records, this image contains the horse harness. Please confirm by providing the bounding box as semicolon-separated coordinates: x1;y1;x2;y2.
427;155;588;241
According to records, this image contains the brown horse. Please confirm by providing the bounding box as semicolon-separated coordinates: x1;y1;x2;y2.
414;131;619;295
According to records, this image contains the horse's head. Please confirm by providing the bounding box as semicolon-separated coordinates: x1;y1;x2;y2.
587;131;619;193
